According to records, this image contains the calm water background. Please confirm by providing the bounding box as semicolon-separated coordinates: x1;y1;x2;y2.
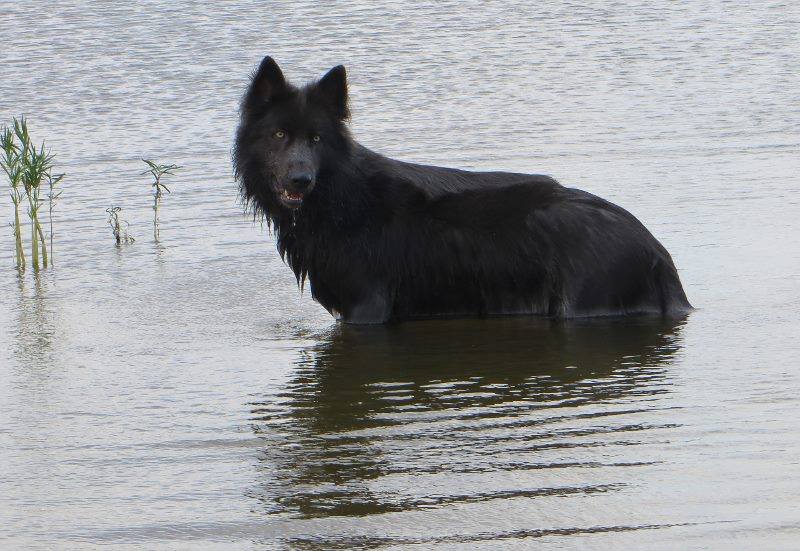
2;1;799;549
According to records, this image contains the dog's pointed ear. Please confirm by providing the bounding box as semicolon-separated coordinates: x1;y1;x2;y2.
315;65;349;120
251;56;287;101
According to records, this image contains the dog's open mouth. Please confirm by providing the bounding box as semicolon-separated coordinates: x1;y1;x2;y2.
280;189;304;208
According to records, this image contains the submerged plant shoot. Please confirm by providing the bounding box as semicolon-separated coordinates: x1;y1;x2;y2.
46;172;64;263
106;206;135;245
142;159;180;240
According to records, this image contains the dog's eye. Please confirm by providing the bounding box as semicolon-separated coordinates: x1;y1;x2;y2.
273;130;285;139
312;135;321;143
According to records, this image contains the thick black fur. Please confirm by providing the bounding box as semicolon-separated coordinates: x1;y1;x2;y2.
234;57;692;324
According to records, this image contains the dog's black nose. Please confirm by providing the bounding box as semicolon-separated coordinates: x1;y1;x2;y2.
290;174;313;190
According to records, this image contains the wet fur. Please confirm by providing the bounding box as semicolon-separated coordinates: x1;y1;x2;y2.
234;57;692;324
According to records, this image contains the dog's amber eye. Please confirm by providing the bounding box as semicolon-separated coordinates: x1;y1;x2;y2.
312;135;321;143
274;130;285;139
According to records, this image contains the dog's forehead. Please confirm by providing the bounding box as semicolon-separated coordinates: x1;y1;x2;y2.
265;92;331;130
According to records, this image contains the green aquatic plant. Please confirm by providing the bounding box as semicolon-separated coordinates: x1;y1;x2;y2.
46;172;64;263
142;159;179;240
1;116;62;271
106;206;134;245
19;125;50;268
142;159;179;198
1;126;25;270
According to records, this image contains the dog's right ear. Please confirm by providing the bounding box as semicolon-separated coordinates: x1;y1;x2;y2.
251;56;287;101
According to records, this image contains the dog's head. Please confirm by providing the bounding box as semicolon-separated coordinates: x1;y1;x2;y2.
235;57;351;214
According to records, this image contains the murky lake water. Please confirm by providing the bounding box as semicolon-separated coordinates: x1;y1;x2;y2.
2;2;799;549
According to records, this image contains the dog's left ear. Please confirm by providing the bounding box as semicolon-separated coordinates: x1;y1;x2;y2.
314;65;349;120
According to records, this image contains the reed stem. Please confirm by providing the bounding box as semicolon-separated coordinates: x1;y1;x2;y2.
46;173;62;264
30;208;39;270
12;194;25;270
2;126;27;270
37;220;48;267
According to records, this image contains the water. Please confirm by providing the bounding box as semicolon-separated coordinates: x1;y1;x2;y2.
1;1;799;549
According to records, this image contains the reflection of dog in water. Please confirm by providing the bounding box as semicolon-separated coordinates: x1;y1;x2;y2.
248;318;685;518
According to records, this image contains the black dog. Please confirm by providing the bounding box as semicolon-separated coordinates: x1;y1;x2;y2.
234;57;692;324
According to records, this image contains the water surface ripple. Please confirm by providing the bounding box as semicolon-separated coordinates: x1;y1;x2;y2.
1;1;799;549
